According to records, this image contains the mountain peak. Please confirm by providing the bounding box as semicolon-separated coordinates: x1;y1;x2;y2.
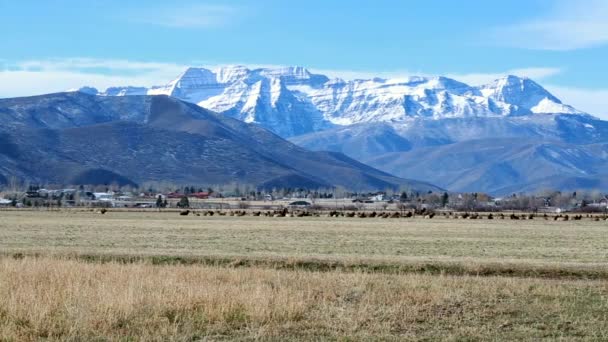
215;65;251;84
478;74;579;114
91;64;588;131
257;65;311;76
491;74;543;91
502;74;530;81
173;67;217;85
255;66;329;86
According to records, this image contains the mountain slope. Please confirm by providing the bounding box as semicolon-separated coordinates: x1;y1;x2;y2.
366;139;608;194
0;92;439;191
292;114;608;161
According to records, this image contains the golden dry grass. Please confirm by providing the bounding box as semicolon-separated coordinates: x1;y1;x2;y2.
1;210;608;340
1;257;608;341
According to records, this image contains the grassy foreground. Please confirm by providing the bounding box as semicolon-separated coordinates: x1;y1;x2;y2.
1;210;607;340
1;257;608;341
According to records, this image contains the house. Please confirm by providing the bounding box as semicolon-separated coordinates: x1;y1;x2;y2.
369;193;385;202
26;191;40;198
190;192;210;199
93;192;113;201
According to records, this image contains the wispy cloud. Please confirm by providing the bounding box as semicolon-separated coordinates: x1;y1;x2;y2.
10;58;187;76
0;58;189;97
129;4;240;29
546;85;608;120
491;0;608;50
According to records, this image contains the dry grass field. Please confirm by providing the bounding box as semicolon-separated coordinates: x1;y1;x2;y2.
1;209;607;340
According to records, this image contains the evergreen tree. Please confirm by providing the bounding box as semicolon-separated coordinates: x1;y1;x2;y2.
177;196;190;208
441;192;449;207
156;195;164;208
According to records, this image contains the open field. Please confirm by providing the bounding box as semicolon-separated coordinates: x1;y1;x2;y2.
1;210;608;340
1;210;608;276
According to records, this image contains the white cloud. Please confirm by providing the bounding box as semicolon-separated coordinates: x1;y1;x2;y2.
0;58;188;97
0;70;154;98
546;85;608;119
13;58;187;75
129;4;239;29
491;0;608;50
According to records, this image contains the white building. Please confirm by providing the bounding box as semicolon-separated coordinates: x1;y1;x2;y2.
93;192;113;201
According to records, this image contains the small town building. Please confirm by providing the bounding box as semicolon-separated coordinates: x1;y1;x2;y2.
93;192;113;201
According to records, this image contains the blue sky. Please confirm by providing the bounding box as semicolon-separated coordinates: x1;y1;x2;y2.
1;0;607;117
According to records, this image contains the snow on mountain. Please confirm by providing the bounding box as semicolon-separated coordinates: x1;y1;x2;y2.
70;65;608;194
216;65;251;84
85;66;587;137
255;66;329;86
478;75;582;115
199;77;329;137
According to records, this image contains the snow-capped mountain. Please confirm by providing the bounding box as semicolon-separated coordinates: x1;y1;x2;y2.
84;65;585;137
79;65;608;194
